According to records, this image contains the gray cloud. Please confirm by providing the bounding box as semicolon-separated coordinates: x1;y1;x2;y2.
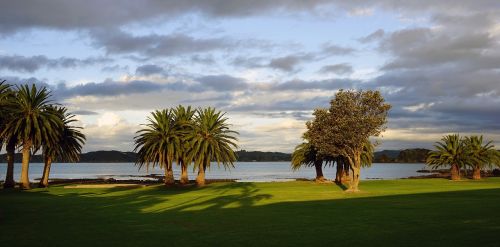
358;29;385;43
318;63;353;75
3;1;497;34
0;55;111;73
91;29;232;57
270;78;359;91
72;110;99;115
268;54;314;72
57;79;166;98
101;64;129;72
135;64;165;76
0;1;338;33
190;55;216;65
321;43;355;56
197;75;248;91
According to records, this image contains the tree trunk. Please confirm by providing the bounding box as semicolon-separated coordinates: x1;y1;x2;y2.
180;159;189;184
347;150;361;192
20;141;32;190
196;163;206;186
335;162;343;184
164;164;175;185
3;140;16;188
472;166;481;180
314;160;325;182
450;164;460;180
39;156;52;188
342;162;350;182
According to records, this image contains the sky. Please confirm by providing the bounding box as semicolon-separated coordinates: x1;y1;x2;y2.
1;1;499;153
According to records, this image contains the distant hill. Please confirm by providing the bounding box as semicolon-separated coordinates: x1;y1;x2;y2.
0;149;431;163
0;150;290;163
236;150;291;161
373;148;431;163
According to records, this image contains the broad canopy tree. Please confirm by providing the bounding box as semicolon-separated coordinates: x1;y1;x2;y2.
307;90;391;192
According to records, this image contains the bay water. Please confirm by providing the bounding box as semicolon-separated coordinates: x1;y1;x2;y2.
0;162;428;182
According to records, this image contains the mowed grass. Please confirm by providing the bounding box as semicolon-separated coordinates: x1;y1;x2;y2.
1;178;500;247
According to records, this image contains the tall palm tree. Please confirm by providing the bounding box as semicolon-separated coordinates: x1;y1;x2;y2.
188;107;238;186
291;142;326;182
2;84;62;189
0;81;18;188
172;105;196;184
0;80;17;188
463;135;500;180
427;134;466;180
39;107;86;187
134;109;181;185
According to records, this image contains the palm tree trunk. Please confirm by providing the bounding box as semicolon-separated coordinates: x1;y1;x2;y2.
472;166;481;180
180;158;189;184
39;156;52;188
3;140;16;188
314;160;325;182
450;164;460;180
196;162;206;186
164;163;175;185
20;140;32;190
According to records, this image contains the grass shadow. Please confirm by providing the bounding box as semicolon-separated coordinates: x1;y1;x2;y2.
1;182;499;246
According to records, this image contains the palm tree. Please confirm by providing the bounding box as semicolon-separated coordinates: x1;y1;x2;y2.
39;107;85;187
2;84;62;189
172;105;196;184
0;81;18;188
463;135;500;180
361;139;375;167
188;107;238;186
291;142;326;182
427;134;466;180
134;109;181;185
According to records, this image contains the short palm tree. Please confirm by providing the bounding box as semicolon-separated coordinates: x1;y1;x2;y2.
172;105;196;184
2;84;62;189
0;81;18;188
463;135;500;180
361;139;374;167
39;107;86;187
427;134;466;180
188;107;238;186
134;109;181;185
291;142;326;182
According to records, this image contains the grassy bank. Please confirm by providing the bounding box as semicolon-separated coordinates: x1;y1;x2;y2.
1;178;499;246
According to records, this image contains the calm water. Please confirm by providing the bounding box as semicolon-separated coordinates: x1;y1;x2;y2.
0;162;428;182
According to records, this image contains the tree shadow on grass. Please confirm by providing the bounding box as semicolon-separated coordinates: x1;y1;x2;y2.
335;181;348;191
1;184;499;247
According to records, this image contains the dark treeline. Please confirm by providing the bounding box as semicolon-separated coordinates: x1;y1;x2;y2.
374;148;431;163
0;150;289;163
0;148;433;163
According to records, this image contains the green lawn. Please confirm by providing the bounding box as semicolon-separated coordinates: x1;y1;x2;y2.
1;178;500;246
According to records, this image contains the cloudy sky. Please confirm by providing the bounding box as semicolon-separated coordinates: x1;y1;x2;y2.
1;1;499;152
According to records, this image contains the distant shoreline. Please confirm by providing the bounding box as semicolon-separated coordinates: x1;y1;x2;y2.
0;149;431;163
